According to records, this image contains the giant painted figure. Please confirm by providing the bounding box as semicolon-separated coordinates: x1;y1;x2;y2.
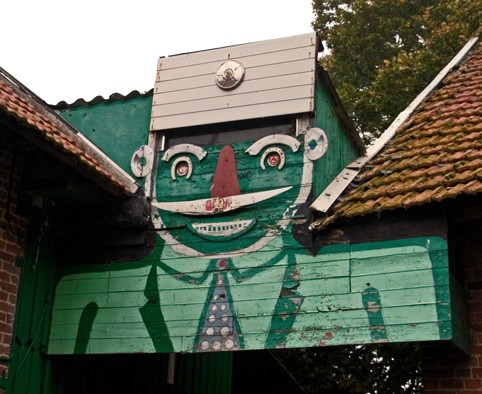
47;119;449;355
48;35;450;354
150;125;335;352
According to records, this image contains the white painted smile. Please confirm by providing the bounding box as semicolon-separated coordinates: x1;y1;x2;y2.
188;219;256;240
152;186;292;216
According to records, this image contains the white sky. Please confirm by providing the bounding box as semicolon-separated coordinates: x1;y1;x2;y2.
1;0;315;104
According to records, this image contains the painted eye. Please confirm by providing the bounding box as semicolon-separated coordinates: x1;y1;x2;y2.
171;156;193;180
245;134;299;170
176;162;189;176
267;152;280;167
260;147;285;170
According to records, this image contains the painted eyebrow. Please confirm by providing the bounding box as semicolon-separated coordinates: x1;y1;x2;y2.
161;143;207;162
245;134;300;156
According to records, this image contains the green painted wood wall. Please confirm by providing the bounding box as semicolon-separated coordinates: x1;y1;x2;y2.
57;95;152;176
46;87;463;356
48;236;453;354
7;210;56;393
313;79;360;197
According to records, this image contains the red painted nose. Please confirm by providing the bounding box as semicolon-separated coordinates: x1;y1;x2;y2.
210;145;240;198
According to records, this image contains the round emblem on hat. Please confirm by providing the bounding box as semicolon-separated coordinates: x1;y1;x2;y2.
215;60;245;90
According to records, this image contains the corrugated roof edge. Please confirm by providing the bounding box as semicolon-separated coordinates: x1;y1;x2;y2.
52;89;154;110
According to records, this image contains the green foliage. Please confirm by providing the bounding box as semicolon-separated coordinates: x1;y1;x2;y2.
272;343;423;393
312;0;482;141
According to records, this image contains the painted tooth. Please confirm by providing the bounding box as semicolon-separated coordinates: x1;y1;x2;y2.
192;220;254;237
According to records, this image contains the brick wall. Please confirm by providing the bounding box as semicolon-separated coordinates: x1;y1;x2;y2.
0;136;28;393
422;221;482;393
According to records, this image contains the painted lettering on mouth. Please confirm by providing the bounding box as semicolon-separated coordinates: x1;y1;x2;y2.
188;219;257;241
205;197;232;213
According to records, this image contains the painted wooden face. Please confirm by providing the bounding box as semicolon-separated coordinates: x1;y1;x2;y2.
153;130;320;257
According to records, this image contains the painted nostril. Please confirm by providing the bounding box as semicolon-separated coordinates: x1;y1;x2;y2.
210;145;240;198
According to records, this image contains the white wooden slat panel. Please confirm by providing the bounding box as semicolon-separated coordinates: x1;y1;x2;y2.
152;85;312;118
151;99;313;130
156;47;316;82
153;72;314;106
157;33;317;70
150;32;319;131
154;59;315;94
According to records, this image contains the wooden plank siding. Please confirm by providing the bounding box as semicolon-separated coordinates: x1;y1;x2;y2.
312;78;360;197
57;95;153;177
150;33;318;131
47;236;452;354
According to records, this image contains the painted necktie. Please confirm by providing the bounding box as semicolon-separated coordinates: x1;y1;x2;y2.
197;258;241;352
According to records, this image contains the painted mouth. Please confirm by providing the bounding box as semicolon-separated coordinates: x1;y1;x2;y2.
188;219;256;241
152;186;292;216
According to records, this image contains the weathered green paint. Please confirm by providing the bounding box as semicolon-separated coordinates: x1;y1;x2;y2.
73;301;99;354
8;211;56;394
57;95;152;176
43;65;465;363
153;134;307;257
362;286;388;343
265;253;303;348
313;78;360;196
8;207;232;394
139;264;174;352
48;236;451;354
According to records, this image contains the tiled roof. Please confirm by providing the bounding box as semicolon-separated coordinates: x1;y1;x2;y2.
311;39;482;231
0;68;138;196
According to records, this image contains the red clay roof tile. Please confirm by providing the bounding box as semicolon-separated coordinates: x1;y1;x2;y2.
0;73;138;196
313;40;482;230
